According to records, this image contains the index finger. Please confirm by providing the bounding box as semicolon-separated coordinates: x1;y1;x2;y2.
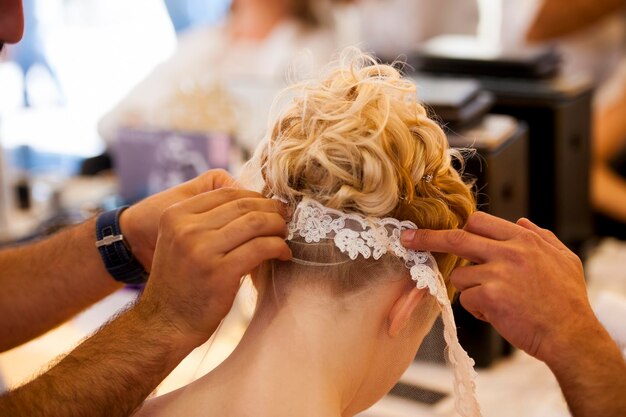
401;228;500;264
464;211;527;241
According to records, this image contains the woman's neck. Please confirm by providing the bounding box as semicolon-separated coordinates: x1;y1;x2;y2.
197;292;383;417
228;0;293;41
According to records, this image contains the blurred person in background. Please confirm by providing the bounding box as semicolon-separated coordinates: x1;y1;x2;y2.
593;62;626;238
98;0;351;153
351;0;479;59
526;0;626;238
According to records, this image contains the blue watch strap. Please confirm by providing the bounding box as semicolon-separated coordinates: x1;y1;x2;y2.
95;206;148;285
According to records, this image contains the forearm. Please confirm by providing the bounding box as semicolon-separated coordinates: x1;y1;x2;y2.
594;82;626;161
591;163;626;223
0;218;121;351
0;301;196;417
546;322;626;417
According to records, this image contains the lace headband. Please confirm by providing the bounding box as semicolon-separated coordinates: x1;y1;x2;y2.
284;197;482;417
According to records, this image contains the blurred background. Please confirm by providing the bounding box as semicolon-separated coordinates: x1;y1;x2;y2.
1;1;626;416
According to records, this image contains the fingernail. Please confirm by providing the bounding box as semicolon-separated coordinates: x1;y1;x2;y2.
281;247;293;261
401;230;416;242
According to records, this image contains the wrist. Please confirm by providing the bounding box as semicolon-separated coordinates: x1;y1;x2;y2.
118;207;142;262
131;297;206;352
118;205;153;271
541;313;615;375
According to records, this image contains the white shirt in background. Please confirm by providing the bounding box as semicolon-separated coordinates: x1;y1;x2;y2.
353;0;479;59
98;20;338;152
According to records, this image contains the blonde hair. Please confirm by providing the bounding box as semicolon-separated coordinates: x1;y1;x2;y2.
252;49;475;291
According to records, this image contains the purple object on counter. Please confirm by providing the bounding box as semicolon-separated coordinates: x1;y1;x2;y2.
114;128;231;203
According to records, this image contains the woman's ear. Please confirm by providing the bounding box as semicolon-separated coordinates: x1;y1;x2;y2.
388;286;428;338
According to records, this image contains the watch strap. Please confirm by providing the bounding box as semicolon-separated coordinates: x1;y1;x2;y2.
95;206;148;285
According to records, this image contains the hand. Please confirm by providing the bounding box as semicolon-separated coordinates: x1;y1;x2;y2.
137;188;292;347
401;212;601;366
120;169;235;270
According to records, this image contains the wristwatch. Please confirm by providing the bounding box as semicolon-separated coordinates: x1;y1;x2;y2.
95;206;148;285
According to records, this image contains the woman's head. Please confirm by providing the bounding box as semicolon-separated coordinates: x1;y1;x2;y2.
240;49;476;413
257;50;475;281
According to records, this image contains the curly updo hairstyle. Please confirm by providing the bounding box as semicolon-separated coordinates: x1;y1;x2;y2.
251;49;476;285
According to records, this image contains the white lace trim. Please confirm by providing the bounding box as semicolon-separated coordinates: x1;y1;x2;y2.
284;197;482;417
287;197;436;288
